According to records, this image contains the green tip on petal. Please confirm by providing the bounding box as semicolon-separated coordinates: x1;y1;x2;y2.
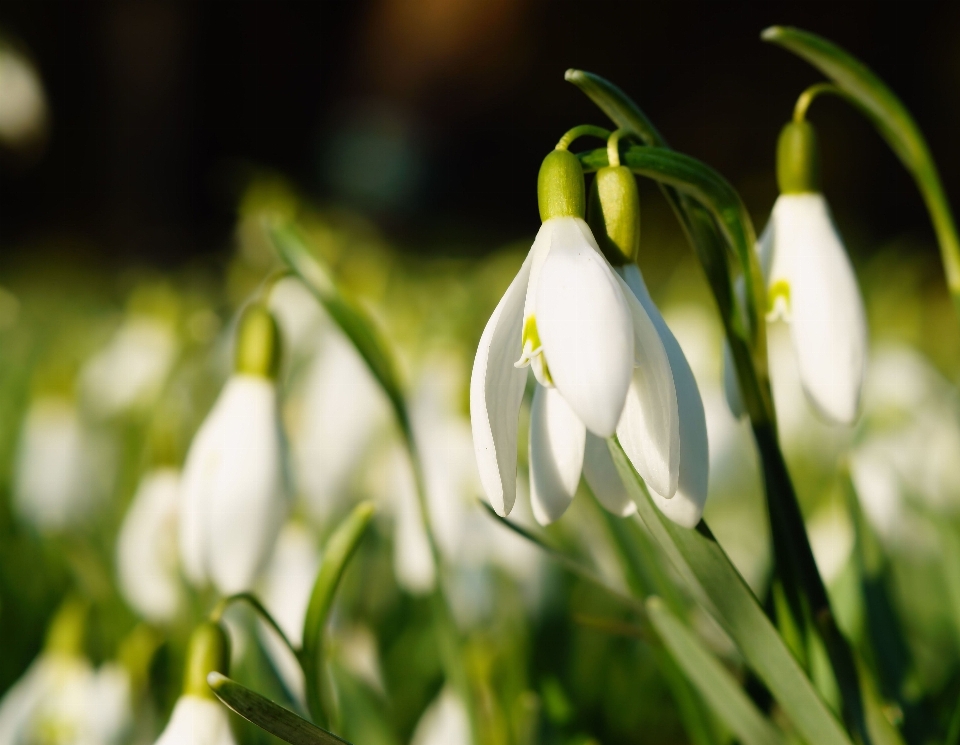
538;149;586;222
587;165;640;265
234;303;282;379
777;120;820;194
183;621;230;699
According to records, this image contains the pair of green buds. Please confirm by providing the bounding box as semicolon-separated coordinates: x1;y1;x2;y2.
538;133;641;267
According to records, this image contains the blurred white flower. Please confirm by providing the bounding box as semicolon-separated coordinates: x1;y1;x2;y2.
472;215;708;526
179;375;289;595
267;276;325;358
290;327;390;524
14;397;113;532
0;44;47;148
116;467;183;624
725;194;867;425
257;522;321;702
336;625;385;696
154;696;235;745
0;654;131;745
79;316;178;419
807;504;854;585
410;687;471;745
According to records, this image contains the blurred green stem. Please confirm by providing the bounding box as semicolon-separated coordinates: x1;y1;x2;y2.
209;592;300;661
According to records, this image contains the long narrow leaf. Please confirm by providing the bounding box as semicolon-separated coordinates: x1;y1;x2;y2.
606;438;853;745
208;673;351;745
646;597;786;745
761;26;960;314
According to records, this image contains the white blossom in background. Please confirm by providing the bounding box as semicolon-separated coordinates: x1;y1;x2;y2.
290;327;390;525
79;316;178;419
257;522;321;702
0;655;131;745
0;44;47;148
807;504;855;585
471;214;709;528
268;276;326;358
153;696;235;745
14;397;113;532
410;687;471;745
116;468;183;625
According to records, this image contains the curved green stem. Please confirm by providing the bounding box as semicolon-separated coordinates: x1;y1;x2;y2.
793;83;844;122
555;124;612;151
210;592;301;662
764;25;960;318
607;127;630;167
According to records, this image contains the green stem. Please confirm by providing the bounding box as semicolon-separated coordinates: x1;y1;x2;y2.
606;128;630;167
210;592;301;662
555;124;612;151
793;83;844;122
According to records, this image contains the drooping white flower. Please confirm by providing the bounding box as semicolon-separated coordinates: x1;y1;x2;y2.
79;315;178;419
14;397;113;532
154;695;236;745
179;304;289;596
410;687;471;745
116;467;183;624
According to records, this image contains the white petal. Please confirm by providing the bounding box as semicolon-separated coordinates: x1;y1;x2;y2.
621;266;709;527
117;468;183;624
582;433;635;517
155;695;237;745
613;271;679;498
773;194;867;424
470;254;531;515
529;385;586;525
180;376;289;595
721;341;746;419
536;217;633;436
411;687;471;745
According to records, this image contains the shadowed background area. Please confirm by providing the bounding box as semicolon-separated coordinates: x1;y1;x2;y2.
2;0;960;266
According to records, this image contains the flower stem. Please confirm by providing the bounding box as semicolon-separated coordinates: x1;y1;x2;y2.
210;592;302;662
793;82;843;122
606;127;630;168
555;124;611;151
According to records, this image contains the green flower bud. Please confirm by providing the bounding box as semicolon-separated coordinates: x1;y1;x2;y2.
538;149;586;222
44;597;88;657
234;303;281;379
587;165;640;265
183;621;230;699
777;120;820;194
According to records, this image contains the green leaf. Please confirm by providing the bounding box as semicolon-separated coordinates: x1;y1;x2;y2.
270;223;410;432
761;26;960;312
606;437;854;745
646;597;786;745
208;673;351;745
301;502;375;728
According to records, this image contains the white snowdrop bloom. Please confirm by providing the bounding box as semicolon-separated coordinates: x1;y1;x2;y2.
267;276;326;357
79;316;178;419
116;468;183;624
0;655;131;745
154;695;235;745
807;504;854;585
257;522;321;702
14;397;111;532
472;150;692;527
410;687;471;745
291;327;390;524
0;44;47;148
179;304;289;596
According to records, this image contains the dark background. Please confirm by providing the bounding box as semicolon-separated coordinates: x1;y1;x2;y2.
2;0;959;266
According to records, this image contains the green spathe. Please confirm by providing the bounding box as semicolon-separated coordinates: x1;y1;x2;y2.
235;303;281;379
183;621;230;699
588;165;640;265
538;149;586;222
777;120;820;194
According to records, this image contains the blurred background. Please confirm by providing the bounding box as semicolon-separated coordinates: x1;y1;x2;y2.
3;2;960;744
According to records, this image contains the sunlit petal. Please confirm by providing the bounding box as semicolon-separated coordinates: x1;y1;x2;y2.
536;217;633;436
469;253;531;515
582;433;635;517
621;266;709;527
773;194;867;424
529;385;586;525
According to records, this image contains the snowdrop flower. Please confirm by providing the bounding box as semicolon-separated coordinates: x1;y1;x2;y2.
725;120;867;425
0;43;47;148
14;397;112;532
79;315;178;419
180;303;290;596
155;622;235;745
472;147;706;527
0;600;132;745
410;687;471;745
116;467;183;624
